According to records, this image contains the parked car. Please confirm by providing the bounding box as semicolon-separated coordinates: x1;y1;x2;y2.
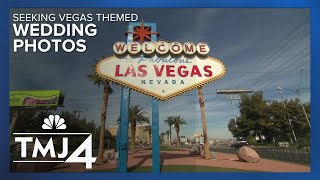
230;141;249;149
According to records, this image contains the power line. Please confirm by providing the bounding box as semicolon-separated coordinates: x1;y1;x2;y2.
254;50;309;90
254;52;308;89
288;60;309;73
235;36;309;90
257;59;310;91
231;21;309;89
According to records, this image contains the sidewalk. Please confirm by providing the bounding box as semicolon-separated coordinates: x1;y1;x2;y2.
51;148;310;172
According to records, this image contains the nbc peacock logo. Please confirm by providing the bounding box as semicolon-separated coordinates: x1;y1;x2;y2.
42;115;67;130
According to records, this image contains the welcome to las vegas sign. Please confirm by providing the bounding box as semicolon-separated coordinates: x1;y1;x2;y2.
96;41;226;101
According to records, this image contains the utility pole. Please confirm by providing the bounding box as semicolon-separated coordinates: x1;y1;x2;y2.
277;76;310;128
277;82;298;145
297;92;310;127
297;69;310;128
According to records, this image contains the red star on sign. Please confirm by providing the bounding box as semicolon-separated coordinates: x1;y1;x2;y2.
125;19;160;44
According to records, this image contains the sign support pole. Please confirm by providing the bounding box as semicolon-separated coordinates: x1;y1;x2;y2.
152;99;160;172
117;21;137;172
118;87;130;172
149;22;160;172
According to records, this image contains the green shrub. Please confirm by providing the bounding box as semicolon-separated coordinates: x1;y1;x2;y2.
246;134;256;145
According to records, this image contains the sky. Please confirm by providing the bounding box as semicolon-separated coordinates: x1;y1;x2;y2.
10;8;310;139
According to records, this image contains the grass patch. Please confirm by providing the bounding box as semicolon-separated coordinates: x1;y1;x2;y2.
92;165;258;172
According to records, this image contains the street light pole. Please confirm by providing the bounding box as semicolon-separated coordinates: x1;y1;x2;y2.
228;95;241;141
216;89;253;141
277;82;298;144
231;99;238;141
231;99;237;126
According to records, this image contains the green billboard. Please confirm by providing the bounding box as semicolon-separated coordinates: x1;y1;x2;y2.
10;90;61;107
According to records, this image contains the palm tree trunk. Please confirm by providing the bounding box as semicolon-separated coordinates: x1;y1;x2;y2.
169;126;172;146
198;86;212;160
130;125;136;152
96;84;110;164
176;129;180;147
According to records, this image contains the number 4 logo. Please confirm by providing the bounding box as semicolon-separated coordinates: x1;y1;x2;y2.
65;134;96;169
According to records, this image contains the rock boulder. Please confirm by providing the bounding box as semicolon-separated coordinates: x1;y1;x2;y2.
237;146;261;163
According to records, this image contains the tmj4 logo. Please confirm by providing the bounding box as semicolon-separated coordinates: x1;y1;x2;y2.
13;115;97;169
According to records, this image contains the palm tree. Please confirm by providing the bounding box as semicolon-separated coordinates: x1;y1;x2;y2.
160;132;166;144
172;115;187;147
164;116;174;146
88;60;113;164
144;124;152;145
198;86;212;160
118;105;149;152
165;130;170;145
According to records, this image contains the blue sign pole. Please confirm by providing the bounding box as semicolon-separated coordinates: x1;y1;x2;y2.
152;99;160;172
117;22;136;172
117;21;159;172
148;22;160;172
118;87;130;172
